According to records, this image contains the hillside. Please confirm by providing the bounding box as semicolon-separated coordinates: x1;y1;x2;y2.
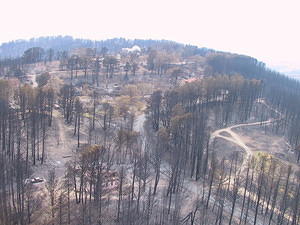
0;36;299;225
0;36;212;58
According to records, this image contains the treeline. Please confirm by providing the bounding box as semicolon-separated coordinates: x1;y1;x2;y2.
0;80;54;224
148;74;262;130
0;36;213;59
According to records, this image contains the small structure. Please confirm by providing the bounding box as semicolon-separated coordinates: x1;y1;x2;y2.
121;45;141;54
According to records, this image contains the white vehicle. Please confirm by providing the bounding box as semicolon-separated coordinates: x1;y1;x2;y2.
25;177;45;184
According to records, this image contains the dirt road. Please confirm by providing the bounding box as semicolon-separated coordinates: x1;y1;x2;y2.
134;113;146;151
210;100;282;171
32;109;77;179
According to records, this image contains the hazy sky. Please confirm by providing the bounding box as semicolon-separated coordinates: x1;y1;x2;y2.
1;0;299;72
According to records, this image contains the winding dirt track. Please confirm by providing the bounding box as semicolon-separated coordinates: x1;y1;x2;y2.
210;99;282;171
